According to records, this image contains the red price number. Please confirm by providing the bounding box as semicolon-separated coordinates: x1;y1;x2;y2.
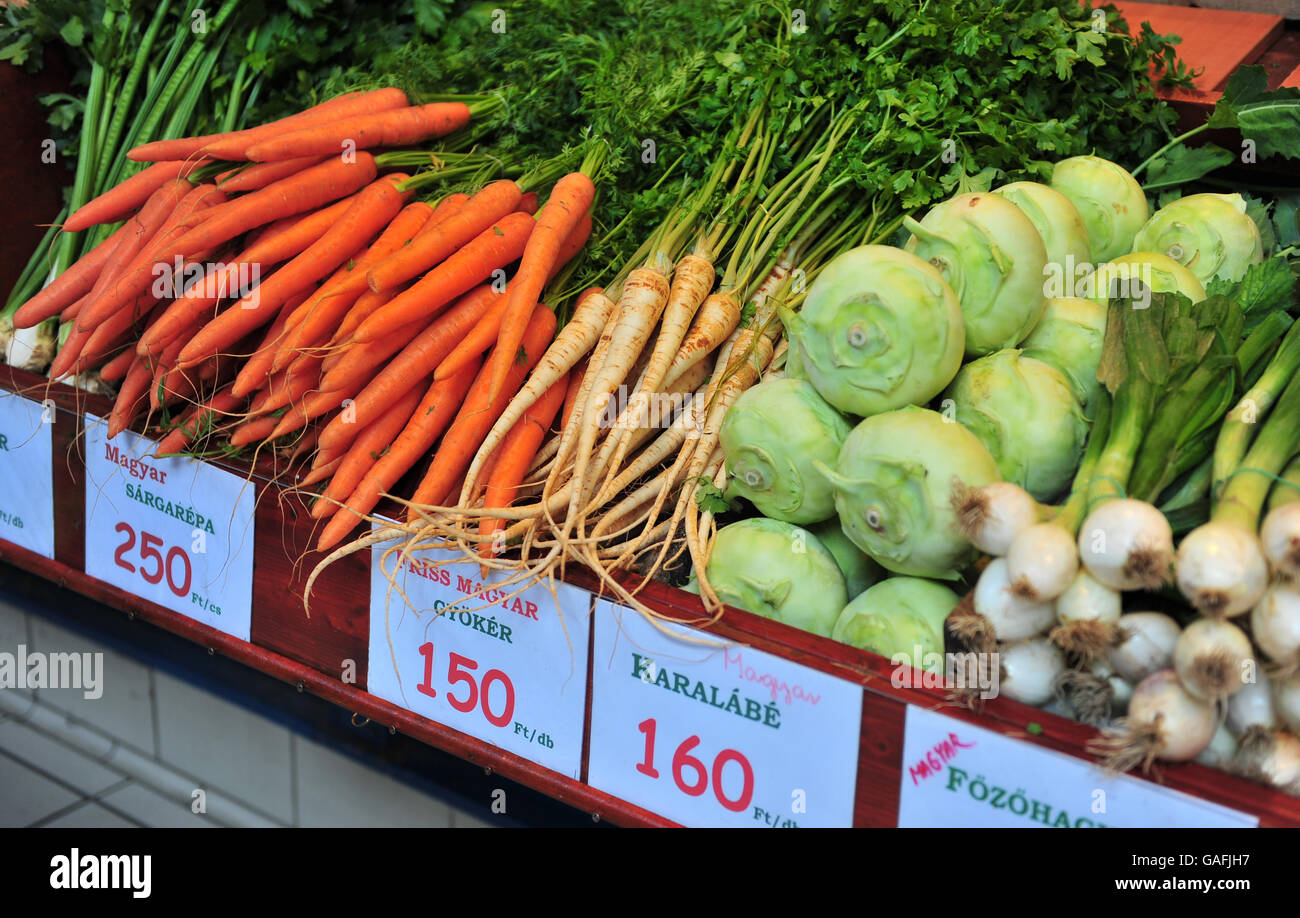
113;522;192;598
635;718;755;813
417;642;515;728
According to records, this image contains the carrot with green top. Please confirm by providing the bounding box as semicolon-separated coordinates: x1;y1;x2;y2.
245;102;472;162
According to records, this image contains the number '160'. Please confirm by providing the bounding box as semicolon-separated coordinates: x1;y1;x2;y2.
636;718;754;812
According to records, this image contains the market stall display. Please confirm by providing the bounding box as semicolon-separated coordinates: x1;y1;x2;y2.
3;0;1300;827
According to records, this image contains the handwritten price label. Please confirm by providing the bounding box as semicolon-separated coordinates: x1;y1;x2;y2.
588;599;862;827
897;706;1258;828
0;391;55;559
367;535;592;778
82;416;255;640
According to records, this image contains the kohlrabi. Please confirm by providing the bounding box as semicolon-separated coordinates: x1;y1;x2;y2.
1083;251;1206;309
720;378;851;524
1049;155;1149;263
831;577;960;667
942;349;1088;501
782;245;965;417
811;518;884;598
819;406;1001;580
993;181;1092;289
904;192;1048;357
1019;296;1108;415
690;518;848;637
1132;193;1263;286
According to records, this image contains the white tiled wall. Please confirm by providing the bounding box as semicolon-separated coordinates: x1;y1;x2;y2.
0;595;496;828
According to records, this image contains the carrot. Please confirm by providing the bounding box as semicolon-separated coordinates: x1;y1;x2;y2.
458;287;613;504
218;155;328;193
315;359;480;550
136;194;359;359
11;221;137;329
87;156;379;334
264;386;351;441
354;211;535;343
297;456;345;489
246;356;323;418
270;200;436;371
317;285;500;453
309;382;427;519
364;180;524;294
229;415;282;449
229;293;314;399
405;305;557;518
148;335;190;411
98;347;137;383
128;88;410;162
58;291;93;324
106;357;154;438
177;171;404;370
62;160;209;233
479;372;569;555
484;171;595;403
154;387;244;457
436;212;592;384
246;102;471;162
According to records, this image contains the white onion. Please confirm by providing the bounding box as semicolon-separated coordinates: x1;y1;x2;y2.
1226;674;1277;736
973;558;1056;641
1123;669;1216;762
1235;730;1300;792
1108;612;1180;684
1173;618;1254;700
955;481;1040;556
1195;724;1239;770
1175;521;1269;617
1055;570;1122;625
1277;672;1300;734
1250;581;1300;665
1077;499;1174;591
1260;502;1300;580
999;638;1065;706
1006;522;1078;601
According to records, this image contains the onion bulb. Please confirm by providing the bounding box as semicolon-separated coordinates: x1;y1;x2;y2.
1006;522;1078;602
1092;670;1216;771
1175;520;1269;617
999;638;1065;707
1051;570;1122;661
1234;729;1300;794
1277;672;1300;734
1196;724;1239;770
1077;499;1174;591
973;557;1056;642
951;481;1040;556
1260;503;1300;580
1250;582;1300;666
1107;612;1181;684
1173;618;1254;701
1226;675;1277;736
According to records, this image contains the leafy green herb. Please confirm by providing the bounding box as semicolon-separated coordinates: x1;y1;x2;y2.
695;478;735;515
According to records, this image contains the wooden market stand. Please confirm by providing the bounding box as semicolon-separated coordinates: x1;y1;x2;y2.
3;2;1300;828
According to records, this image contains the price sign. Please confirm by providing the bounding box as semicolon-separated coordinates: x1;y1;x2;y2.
898;706;1258;828
588;599;862;827
82;416;256;640
367;533;592;778
0;390;55;559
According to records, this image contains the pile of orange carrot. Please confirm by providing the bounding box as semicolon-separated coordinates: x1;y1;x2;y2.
10;86;602;557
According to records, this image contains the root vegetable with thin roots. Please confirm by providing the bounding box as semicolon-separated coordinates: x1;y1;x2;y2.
1092;669;1216;771
1107;612;1181;684
1260;503;1300;580
1234;729;1300;794
951;481;1043;557
1172;618;1254;701
1051;570;1121;661
1076;498;1174;592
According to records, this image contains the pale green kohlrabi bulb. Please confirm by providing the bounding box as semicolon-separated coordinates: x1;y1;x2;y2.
994;181;1092;295
818;406;1001;580
1132;193;1263;286
904;192;1048;357
720;378;852;524
831;577;962;667
942;349;1088;501
811;518;884;598
782;245;964;417
1085;251;1206;308
1019;296;1108;416
1050;155;1149;264
690;518;848;637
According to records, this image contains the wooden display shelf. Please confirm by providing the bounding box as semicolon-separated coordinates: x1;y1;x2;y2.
5;366;1299;828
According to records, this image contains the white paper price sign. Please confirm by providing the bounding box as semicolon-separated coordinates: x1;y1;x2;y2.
588;599;862;827
898;706;1258;828
83;416;256;640
367;535;592;778
0;390;55;558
